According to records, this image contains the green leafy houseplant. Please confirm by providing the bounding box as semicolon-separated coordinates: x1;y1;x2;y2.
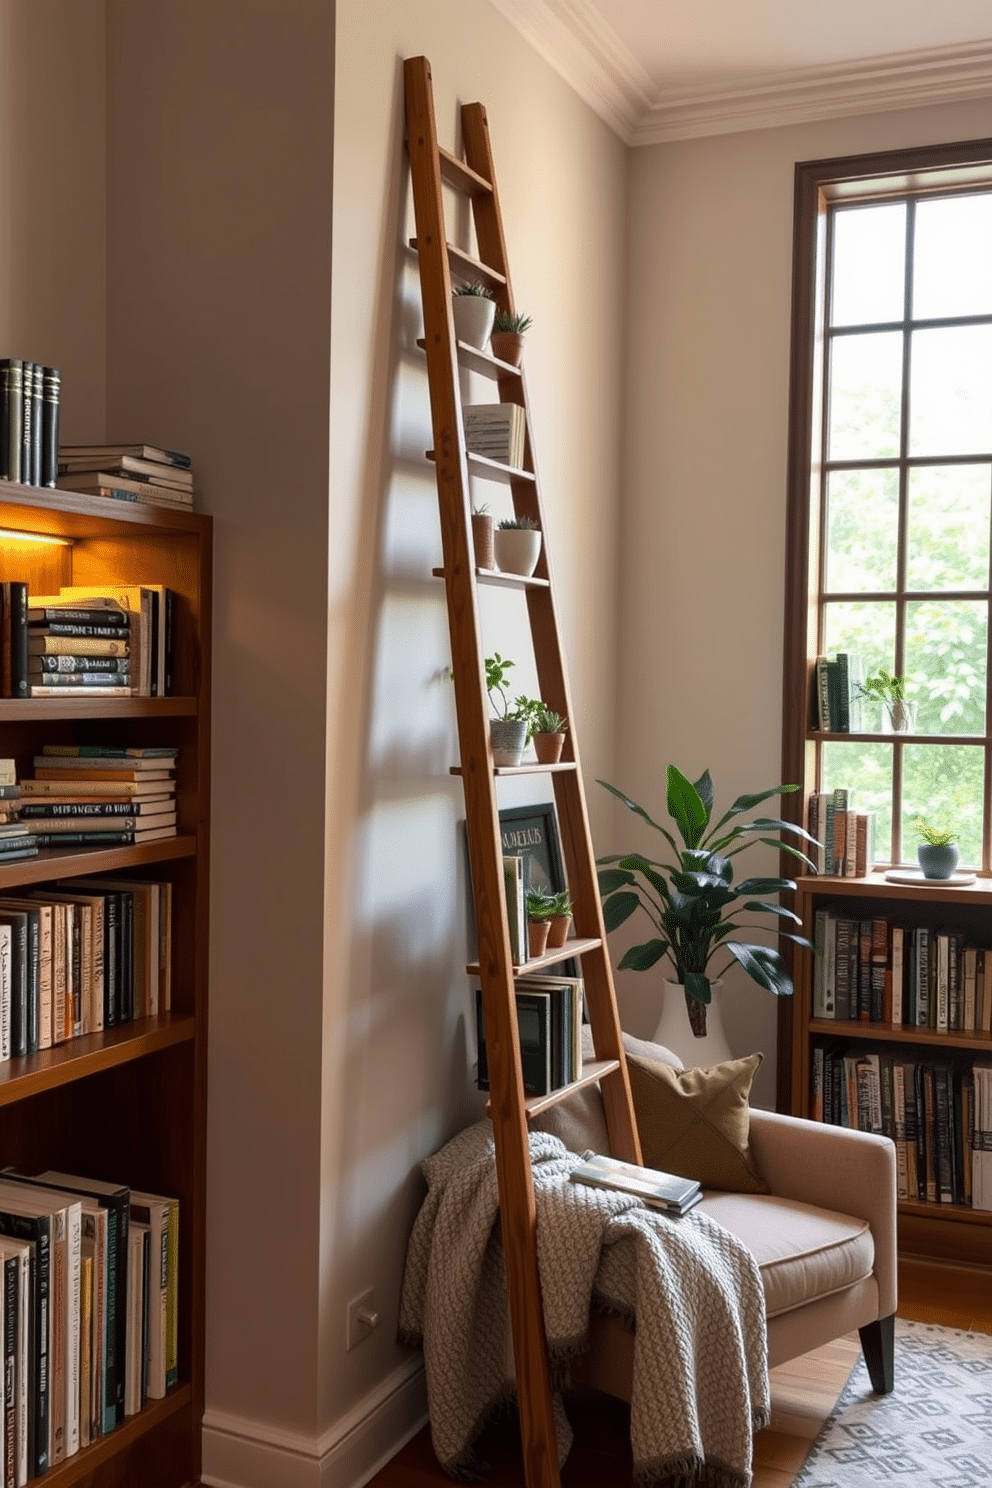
529;704;568;737
497;515;540;531
525;887;557;922
858;669;916;731
597;766;817;1036
493;309;533;333
453;281;495;299
914;816;956;847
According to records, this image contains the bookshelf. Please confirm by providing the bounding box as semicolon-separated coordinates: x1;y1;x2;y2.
788;872;991;1265
0;478;210;1486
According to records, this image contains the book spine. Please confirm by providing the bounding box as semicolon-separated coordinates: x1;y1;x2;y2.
29;365;42;485
40;369;60;487
32;653;128;672
0;1214;48;1476
165;1202;177;1390
2;1255;13;1488
19;365;32;486
0;362;23;483
0;929;10;1065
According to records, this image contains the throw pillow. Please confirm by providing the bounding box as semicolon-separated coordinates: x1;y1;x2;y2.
626;1050;768;1193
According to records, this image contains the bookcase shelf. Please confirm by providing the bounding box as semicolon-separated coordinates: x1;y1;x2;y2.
790;873;992;1264
466;937;603;978
0;483;211;1486
432;566;550;591
418;337;520;379
489;1059;621;1122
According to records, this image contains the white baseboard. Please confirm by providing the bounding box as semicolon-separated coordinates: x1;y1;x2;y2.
201;1358;427;1488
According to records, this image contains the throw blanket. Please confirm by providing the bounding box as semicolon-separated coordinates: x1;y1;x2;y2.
399;1121;770;1487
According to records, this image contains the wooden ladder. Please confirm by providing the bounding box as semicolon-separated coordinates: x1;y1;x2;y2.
404;55;642;1488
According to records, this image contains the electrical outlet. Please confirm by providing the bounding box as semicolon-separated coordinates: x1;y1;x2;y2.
346;1287;379;1350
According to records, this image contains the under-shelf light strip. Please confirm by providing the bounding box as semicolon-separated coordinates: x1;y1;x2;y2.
0;528;73;546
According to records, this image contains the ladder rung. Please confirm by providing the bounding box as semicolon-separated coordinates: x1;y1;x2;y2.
426;450;535;485
512;1060;622;1121
417;337;522;380
450;761;576;777
432;566;550;591
438;146;493;196
466;937;602;978
410;238;507;291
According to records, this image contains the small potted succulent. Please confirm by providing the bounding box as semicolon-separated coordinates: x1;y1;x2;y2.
545;889;573;949
491;309;533;367
452;281;496;349
471;503;495;570
494;514;541;576
528;703;568;764
858;669;916;733
525;886;556;958
914;816;959;879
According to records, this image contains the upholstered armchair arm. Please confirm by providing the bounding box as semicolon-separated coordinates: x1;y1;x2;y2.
748;1109;898;1317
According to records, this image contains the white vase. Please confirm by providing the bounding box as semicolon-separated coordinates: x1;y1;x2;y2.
653;979;732;1069
451;295;495;349
494;527;541;576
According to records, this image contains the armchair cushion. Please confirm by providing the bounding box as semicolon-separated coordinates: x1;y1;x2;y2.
627;1049;769;1193
698;1192;873;1317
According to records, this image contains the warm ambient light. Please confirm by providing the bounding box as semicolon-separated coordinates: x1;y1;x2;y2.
0;527;73;546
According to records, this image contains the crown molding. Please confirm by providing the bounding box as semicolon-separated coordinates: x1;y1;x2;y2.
632;41;992;145
488;1;992;145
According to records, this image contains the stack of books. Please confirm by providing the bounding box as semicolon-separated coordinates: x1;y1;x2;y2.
18;747;178;847
29;584;173;696
56;442;194;512
814;651;865;732
27;599;133;697
476;971;584;1098
0;359;61;486
0;1170;179;1476
569;1153;703;1217
807;788;874;876
0;758;38;864
462;403;526;466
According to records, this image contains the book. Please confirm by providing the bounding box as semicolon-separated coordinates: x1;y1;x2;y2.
124;1223;146;1417
57;453;193;489
0;1236;29;1488
40;746;177;760
57;443;192;470
475;985;552;1096
516;973;584;1087
502;855;526;967
29;826;176;848
33;1174;129;1430
569;1153;702;1216
79;1251;92;1450
29;686;134;698
20;799;172;818
0;585;28;700
0;924;10;1065
55;474;193;511
29;653;129;672
0;912;28;1059
79;1203;107;1442
462;404;526;466
0;1188;52;1475
127;1191;177;1399
0;362;23;484
27;635;129;659
40;368;60;488
18;779;173;799
30;754;172;775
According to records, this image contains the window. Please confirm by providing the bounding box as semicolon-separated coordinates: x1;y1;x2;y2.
784;139;992;871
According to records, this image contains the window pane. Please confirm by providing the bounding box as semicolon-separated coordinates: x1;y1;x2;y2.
906;464;991;591
825;469;898;592
828;332;903;460
905;599;987;735
821;741;892;865
909;325;992;456
902;743;984;867
823;600;895;691
913;193;992;320
831;202;906;327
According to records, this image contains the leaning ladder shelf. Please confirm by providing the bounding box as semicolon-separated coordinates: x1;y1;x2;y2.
404;55;642;1488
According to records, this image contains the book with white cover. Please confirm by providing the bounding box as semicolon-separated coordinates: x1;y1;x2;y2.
569;1153;702;1215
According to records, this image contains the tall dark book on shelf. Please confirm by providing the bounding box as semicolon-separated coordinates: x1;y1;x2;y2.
0;361;23;484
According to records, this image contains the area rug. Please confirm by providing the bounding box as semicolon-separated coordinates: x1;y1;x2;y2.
793;1319;992;1487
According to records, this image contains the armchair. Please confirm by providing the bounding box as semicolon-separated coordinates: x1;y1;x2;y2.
536;1032;898;1399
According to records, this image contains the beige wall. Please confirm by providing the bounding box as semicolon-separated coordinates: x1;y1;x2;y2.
618;97;992;1107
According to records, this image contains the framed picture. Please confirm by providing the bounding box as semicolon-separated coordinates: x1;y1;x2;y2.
498;802;566;897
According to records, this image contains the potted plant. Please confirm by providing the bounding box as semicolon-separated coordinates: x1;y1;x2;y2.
490;309;533;367
525;885;556;957
485;652;531;767
451;281;496;349
494;515;541;577
597;766;817;1040
528;703;568;764
914;816;960;879
546;889;573;948
471;503;495;570
858;669;916;733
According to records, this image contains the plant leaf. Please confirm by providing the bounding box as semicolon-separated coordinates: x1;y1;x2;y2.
724;942;794;996
619;938;669;971
597;866;636;894
667;765;709;847
601;890;640;931
683;970;711;1005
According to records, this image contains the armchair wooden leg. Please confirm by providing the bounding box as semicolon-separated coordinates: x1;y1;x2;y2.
859;1314;895;1394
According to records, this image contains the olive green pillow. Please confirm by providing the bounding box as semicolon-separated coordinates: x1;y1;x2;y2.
626;1050;768;1193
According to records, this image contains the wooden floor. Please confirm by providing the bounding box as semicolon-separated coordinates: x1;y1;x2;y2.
367;1256;992;1488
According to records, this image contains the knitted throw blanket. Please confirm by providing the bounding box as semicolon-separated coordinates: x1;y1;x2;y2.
398;1121;770;1487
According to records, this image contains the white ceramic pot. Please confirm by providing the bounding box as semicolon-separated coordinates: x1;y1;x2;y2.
653;979;732;1068
494;527;541;577
451;294;495;349
490;717;527;767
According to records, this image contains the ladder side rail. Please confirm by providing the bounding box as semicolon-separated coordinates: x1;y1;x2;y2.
460;103;515;316
404;57;562;1488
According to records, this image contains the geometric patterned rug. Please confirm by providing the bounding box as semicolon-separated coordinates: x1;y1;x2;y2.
792;1319;992;1487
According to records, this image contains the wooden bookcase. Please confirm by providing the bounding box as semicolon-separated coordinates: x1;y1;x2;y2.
789;873;991;1266
0;479;211;1486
